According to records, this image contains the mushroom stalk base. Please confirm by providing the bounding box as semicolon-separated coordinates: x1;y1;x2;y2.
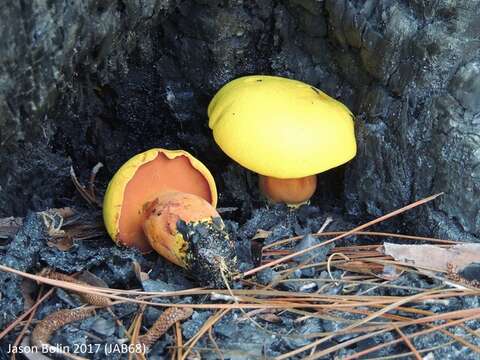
258;175;317;205
142;191;238;287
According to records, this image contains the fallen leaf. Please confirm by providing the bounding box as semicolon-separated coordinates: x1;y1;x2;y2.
46;236;74;251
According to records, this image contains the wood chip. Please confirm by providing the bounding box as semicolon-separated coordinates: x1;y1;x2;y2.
383;243;480;273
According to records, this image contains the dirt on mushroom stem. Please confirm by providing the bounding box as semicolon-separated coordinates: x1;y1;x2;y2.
176;218;238;288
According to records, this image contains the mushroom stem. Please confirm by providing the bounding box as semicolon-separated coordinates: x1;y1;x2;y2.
142;191;238;287
258;175;317;205
142;192;219;267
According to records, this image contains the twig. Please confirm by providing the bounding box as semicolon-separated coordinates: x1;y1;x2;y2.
176;321;184;360
208;327;224;360
182;309;230;360
364;338;456;359
293;329;386;360
0;288;55;341
263;216;334;290
129;305;146;360
242;193;443;277
262;230;457;251
394;326;422;360
12;287;46;360
276;288;446;359
2;264;479;310
70;166;97;206
342;312;480;360
70;164;103;207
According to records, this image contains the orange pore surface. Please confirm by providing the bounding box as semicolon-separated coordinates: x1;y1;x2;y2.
118;152;213;253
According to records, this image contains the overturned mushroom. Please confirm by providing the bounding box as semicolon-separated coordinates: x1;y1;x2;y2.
208;75;356;205
103;148;237;287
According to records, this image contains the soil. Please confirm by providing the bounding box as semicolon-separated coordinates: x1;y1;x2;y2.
1;198;479;359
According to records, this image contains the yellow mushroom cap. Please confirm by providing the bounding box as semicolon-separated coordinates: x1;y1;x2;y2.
103;148;217;253
208;75;356;179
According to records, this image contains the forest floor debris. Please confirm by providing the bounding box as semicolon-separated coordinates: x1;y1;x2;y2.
0;195;479;359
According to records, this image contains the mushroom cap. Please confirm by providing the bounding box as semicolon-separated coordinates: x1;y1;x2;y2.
208;75;356;179
103;148;217;253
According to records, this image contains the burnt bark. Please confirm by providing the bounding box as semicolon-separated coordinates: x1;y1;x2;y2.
0;0;479;241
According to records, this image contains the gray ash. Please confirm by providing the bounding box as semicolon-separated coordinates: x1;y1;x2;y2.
177;217;238;288
1;205;480;359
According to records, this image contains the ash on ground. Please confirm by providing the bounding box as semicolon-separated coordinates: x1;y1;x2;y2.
0;203;479;360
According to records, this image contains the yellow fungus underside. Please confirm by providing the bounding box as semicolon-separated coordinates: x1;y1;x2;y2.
208;75;356;178
102;148;217;244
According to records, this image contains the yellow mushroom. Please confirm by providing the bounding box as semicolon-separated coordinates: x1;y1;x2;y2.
103;148;237;286
208;75;357;205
